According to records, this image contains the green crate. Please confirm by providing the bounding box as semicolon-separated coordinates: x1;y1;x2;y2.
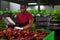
43;31;54;40
32;23;55;40
0;27;54;40
35;29;55;40
0;30;54;40
32;23;54;40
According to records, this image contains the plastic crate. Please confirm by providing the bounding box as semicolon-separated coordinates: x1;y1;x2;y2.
43;31;54;40
35;29;55;40
0;30;54;40
36;16;50;22
32;23;54;40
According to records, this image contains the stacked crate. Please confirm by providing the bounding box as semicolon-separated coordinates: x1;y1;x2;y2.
36;15;50;29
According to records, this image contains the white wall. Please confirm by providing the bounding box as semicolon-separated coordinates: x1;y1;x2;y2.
32;5;60;10
35;5;51;10
10;2;20;12
42;5;60;10
43;6;51;10
9;2;60;11
10;2;33;11
54;5;60;9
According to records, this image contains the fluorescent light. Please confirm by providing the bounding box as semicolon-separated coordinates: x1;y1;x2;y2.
28;3;37;5
35;5;44;10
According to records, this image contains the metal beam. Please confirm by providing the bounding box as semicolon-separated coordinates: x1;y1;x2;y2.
2;0;60;5
38;0;40;13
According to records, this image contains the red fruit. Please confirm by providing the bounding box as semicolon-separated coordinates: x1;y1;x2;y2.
36;37;41;40
20;37;24;40
26;30;30;34
22;30;27;33
26;38;31;40
34;33;38;37
18;30;21;35
45;32;49;35
16;37;20;40
9;36;14;40
0;31;4;37
6;28;12;36
40;35;45;39
3;30;6;33
13;28;18;35
24;34;28;36
7;28;12;33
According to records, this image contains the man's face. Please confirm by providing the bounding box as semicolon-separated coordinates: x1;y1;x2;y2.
20;5;26;12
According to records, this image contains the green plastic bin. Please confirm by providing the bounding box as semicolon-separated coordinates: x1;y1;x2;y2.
35;29;55;40
43;31;54;40
32;23;54;40
42;30;54;40
0;30;54;40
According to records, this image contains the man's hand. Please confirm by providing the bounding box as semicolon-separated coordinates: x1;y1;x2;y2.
14;26;23;30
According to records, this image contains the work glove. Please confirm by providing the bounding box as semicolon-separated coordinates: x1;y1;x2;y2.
14;26;23;30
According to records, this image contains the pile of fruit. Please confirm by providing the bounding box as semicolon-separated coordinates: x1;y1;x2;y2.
0;28;49;40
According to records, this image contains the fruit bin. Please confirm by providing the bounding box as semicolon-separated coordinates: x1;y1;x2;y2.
38;29;55;40
32;23;54;40
0;23;54;40
0;28;54;40
32;29;54;40
0;21;54;40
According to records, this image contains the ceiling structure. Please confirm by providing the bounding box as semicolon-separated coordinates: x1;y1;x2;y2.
3;0;60;5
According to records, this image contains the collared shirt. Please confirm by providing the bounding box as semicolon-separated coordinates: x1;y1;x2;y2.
16;12;34;27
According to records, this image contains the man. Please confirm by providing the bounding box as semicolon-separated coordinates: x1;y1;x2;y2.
14;2;34;30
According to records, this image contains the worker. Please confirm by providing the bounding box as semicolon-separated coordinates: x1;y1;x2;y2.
14;2;34;30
